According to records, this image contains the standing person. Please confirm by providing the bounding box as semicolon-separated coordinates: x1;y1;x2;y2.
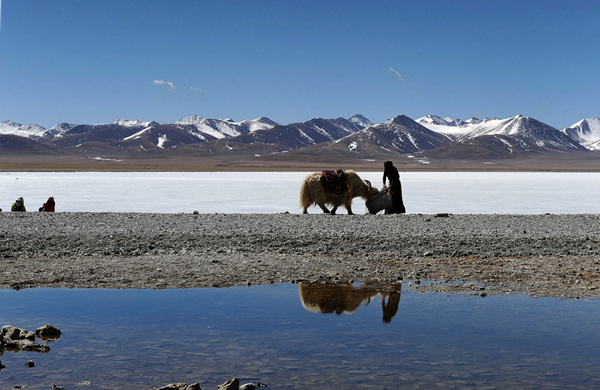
381;283;402;323
382;161;406;214
39;197;56;212
11;197;26;212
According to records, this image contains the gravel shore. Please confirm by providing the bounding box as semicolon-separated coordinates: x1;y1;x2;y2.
1;212;599;299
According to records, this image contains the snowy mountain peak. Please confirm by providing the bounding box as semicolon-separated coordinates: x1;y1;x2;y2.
464;117;485;125
387;115;418;126
416;115;464;127
0;120;47;138
562;117;600;149
349;114;373;128
111;119;153;127
49;123;78;132
42;122;79;138
173;115;207;125
235;117;279;132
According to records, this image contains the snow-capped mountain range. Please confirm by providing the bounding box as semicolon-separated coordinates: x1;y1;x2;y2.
335;115;450;155
416;115;584;152
1;114;599;159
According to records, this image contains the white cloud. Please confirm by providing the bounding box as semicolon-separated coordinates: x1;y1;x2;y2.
389;67;403;81
153;79;176;91
190;86;203;92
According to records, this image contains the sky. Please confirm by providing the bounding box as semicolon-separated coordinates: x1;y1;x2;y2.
0;0;599;130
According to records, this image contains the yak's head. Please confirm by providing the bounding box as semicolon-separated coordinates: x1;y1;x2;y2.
363;180;380;199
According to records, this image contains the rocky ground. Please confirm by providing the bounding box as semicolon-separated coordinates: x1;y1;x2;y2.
1;212;600;299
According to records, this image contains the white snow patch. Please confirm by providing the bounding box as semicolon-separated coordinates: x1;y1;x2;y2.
298;130;315;143
313;125;334;139
89;157;124;162
406;133;419;148
498;138;514;153
123;127;152;141
157;134;168;149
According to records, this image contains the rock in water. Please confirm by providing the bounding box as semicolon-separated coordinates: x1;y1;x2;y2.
151;383;201;390
36;324;62;340
218;378;239;390
2;325;28;341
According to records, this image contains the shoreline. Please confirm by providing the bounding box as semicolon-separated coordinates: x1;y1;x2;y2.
2;164;600;173
1;213;599;299
1;151;600;172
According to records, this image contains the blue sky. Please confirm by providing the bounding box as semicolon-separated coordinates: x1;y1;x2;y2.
0;0;598;129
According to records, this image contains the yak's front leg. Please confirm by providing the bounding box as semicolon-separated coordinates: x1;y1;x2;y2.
318;203;331;214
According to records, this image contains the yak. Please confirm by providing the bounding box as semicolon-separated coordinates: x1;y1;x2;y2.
300;169;379;215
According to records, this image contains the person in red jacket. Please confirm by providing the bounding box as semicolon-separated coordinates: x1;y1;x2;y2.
39;197;55;212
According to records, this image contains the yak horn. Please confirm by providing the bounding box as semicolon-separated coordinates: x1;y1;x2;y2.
365;179;372;189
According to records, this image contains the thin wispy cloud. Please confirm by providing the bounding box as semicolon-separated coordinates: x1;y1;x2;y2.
153;79;176;91
190;86;203;92
389;67;403;81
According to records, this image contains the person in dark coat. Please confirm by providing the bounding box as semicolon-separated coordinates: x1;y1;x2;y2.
381;284;402;323
382;161;406;214
11;197;26;212
39;197;56;212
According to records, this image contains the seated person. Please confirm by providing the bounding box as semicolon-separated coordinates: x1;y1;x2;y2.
39;197;56;212
11;197;26;212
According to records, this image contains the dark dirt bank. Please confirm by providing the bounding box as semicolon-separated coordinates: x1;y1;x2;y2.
1;212;599;299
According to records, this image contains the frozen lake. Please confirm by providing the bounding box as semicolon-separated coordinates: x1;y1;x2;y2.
1;171;599;214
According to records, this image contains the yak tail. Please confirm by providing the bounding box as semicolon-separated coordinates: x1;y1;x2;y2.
299;178;312;209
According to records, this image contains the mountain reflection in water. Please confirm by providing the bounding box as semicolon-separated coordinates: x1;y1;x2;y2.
298;281;401;323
